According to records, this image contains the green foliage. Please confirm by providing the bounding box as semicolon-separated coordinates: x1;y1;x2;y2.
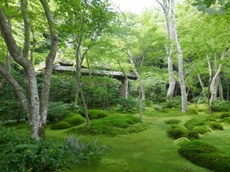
211;99;230;112
0;127;71;172
82;76;121;108
178;141;230;172
192;0;230;14
220;113;230;119
208;121;224;130
165;119;182;125
50;74;76;103
51;121;72;130
65;113;86;126
74;114;143;136
116;97;138;113
47;102;70;123
64;135;106;165
87;110;109;119
184;118;207;130
163;97;181;109
166;125;188;139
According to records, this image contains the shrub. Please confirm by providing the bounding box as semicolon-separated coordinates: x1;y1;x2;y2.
192;126;210;134
166;125;188;139
51;121;72;130
165;119;181;125
163;97;181;109
211;99;230;112
65;113;85;126
184;118;207;130
188;130;199;139
64;135;106;165
87;110;108;119
47;102;69;123
208;121;223;130
220;113;230;119
178;141;230;172
116;97;138;113
0;127;71;172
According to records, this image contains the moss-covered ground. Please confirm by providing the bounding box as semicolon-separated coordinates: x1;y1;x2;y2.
3;104;230;172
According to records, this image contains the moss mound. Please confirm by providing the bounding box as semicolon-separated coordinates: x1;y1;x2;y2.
165;119;181;125
188;130;199;139
166;125;188;139
73;114;144;136
51;121;72;130
65;113;85;126
221;117;230;124
192;126;210;134
87;110;108;119
208;121;223;130
178;141;230;172
220;113;230;119
184;118;207;130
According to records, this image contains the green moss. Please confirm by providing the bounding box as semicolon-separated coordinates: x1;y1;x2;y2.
165;119;181;125
208;121;223;130
184;118;207;130
73;114;142;136
166;125;188;139
65;113;85;126
188;130;199;139
87;110;108;119
178;141;230;172
221;117;230;124
51;121;72;130
192;126;210;134
220;113;230;119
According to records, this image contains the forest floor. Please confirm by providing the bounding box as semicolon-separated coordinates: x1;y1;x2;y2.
45;104;230;172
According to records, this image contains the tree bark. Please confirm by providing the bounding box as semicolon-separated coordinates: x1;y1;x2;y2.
171;0;187;112
157;0;176;101
0;0;57;139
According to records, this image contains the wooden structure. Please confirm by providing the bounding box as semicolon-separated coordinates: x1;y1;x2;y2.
36;62;137;97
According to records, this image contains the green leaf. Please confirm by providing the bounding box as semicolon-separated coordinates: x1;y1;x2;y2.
197;4;207;10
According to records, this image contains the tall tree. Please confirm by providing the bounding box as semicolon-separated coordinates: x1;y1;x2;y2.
0;0;58;139
56;0;115;126
157;0;188;112
156;0;176;101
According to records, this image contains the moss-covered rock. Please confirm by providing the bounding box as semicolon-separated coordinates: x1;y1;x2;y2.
166;125;188;139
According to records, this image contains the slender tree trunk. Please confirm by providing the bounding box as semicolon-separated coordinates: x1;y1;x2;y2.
197;74;204;90
74;42;90;126
218;75;224;100
171;0;187;112
157;0;176;101
227;79;229;100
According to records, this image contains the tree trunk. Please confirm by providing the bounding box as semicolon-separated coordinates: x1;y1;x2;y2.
0;0;57;139
171;0;187;113
157;0;176;101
